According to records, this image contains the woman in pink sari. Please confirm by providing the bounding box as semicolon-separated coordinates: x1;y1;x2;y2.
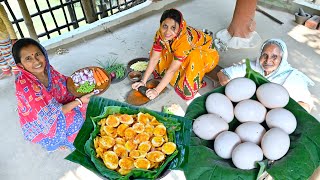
12;38;94;151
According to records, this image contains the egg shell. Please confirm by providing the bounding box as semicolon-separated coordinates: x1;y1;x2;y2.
234;99;267;123
261;128;290;160
235;122;266;144
256;83;289;108
232;142;263;170
214;131;241;159
205;93;234;123
193;114;229;140
225;77;256;102
266;108;297;134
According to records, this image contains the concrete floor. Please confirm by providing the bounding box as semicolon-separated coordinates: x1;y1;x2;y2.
1;0;319;179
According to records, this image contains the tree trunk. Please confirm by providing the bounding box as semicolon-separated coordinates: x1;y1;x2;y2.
227;0;258;38
17;0;38;41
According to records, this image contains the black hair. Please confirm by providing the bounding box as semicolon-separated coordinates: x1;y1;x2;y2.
160;9;182;25
12;38;44;64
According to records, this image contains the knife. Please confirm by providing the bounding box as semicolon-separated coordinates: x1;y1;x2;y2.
138;86;149;98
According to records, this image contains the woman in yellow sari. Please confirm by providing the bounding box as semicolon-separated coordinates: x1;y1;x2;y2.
132;9;219;100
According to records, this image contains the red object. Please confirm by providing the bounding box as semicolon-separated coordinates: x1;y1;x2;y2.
305;15;320;29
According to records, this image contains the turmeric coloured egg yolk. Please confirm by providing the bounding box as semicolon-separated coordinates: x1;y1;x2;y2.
138;141;152;152
103;151;119;170
103;126;117;138
115;137;126;145
117;168;131;175
129;150;147;159
151;136;165;147
124;127;136;140
134;158;151;169
120;114;134;125
119;157;135;170
106;115;120;127
161;142;177;155
146;151;165;162
113;144;128;158
134;132;150;144
132;123;145;133
125;140;138;152
137;112;150;125
153;124;166;137
99;136;115;149
117;124;129;137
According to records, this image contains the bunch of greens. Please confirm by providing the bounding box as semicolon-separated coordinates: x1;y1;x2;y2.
183;59;320;180
97;58;126;80
76;81;95;93
65;97;192;180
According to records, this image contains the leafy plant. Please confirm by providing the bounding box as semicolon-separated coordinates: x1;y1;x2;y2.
97;57;126;79
65;97;192;179
184;59;320;180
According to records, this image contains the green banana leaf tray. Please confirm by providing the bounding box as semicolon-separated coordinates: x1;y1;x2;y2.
65;97;192;180
184;60;320;180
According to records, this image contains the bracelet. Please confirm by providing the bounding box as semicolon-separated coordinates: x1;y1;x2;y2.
152;88;159;96
140;81;146;86
75;98;83;108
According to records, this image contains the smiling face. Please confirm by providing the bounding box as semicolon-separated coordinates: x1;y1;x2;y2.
259;44;282;75
18;44;46;75
160;18;180;41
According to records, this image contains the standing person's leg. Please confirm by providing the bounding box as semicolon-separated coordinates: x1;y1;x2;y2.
0;39;12;79
1;38;19;77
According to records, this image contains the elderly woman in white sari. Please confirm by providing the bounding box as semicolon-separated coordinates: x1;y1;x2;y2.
217;39;314;112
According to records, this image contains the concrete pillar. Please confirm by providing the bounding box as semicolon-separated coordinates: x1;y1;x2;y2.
17;0;38;41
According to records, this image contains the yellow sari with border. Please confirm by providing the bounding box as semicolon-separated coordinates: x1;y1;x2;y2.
152;19;219;100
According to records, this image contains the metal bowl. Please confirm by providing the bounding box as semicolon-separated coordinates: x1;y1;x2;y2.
128;71;142;82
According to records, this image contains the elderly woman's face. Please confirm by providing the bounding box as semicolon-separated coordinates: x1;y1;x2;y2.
160;18;179;41
18;44;46;75
259;44;282;75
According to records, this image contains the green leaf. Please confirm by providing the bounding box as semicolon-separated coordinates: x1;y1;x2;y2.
67;97;192;179
184;59;320;179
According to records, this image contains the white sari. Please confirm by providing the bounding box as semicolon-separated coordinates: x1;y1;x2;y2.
222;39;314;107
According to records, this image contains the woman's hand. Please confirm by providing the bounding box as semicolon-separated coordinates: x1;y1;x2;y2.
80;92;95;104
132;81;145;90
146;88;160;100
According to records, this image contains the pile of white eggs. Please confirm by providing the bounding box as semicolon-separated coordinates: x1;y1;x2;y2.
192;77;297;170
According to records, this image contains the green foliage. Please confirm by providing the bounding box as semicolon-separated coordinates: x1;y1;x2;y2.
97;58;126;79
184;59;320;180
65;97;192;179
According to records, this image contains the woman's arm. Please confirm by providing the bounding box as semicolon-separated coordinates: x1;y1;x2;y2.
132;50;161;90
61;92;94;114
217;71;230;86
146;60;182;99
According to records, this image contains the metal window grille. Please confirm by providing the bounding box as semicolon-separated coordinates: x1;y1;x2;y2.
3;0;146;41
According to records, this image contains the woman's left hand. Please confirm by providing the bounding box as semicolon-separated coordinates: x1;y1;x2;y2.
146;88;160;100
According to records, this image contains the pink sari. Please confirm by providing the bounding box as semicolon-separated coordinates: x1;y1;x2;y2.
15;43;86;151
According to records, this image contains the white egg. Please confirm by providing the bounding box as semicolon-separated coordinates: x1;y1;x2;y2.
256;83;289;108
225;77;256;102
266;108;297;134
214;131;241;159
193;114;229;140
205;93;234;123
232;142;263;170
235;122;266;145
234;99;267;123
261;128;290;160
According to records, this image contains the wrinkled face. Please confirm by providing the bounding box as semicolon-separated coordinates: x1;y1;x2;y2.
160;18;179;41
259;44;282;75
18;44;46;75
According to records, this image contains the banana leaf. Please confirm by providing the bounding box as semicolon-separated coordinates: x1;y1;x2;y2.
65;97;192;179
184;59;320;180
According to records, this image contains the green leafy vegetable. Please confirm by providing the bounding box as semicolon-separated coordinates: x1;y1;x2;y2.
97;58;126;79
76;81;95;93
184;59;320;180
65;97;192;180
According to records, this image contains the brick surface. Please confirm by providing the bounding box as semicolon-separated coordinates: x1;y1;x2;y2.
305;15;320;29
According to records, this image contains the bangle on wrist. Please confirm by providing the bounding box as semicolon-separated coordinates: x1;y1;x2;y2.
140;81;146;86
153;88;159;96
75;98;83;108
